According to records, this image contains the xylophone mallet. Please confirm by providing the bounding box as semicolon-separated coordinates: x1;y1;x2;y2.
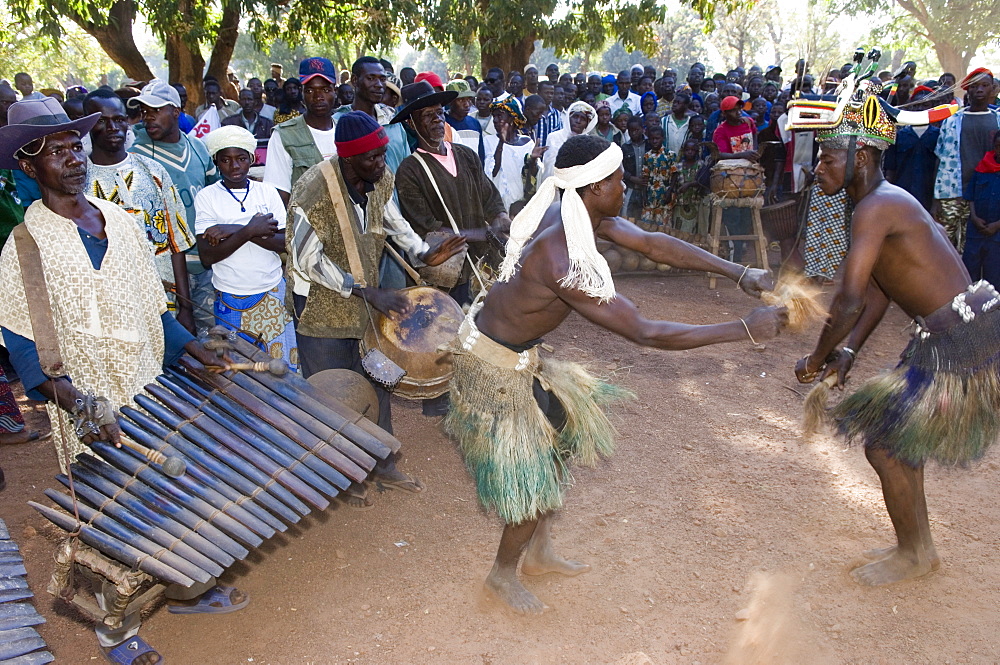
114;435;186;478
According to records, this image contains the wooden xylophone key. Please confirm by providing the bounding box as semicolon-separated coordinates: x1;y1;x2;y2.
43;490;215;585
133;393;330;511
118;417;288;534
153;376;353;492
54;473;225;577
74;454;249;561
120;406;306;524
27;502;196;587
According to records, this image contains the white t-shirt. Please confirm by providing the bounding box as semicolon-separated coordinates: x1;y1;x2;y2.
262;124;337;193
194;180;287;295
608;92;641;117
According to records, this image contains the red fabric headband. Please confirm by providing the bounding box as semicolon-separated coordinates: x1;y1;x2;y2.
336;127;389;158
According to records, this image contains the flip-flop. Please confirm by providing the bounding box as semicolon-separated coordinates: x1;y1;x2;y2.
340;484;376;511
167;585;249;615
105;636;164;665
376;473;425;494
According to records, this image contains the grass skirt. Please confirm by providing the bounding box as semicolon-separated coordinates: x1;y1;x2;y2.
832;303;1000;467
444;331;631;524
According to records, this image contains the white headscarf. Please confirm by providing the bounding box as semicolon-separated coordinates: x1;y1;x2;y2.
566;100;598;135
499;141;622;303
203;125;257;159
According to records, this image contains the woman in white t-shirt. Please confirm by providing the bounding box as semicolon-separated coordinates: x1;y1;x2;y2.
195;126;298;370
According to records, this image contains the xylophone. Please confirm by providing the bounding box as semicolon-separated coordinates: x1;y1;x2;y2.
28;334;400;631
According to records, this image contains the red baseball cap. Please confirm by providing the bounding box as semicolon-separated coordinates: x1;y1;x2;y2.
414;72;444;91
720;96;740;111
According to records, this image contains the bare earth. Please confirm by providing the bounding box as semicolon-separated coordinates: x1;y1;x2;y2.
3;273;999;664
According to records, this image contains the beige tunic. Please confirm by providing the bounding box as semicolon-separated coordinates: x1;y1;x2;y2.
0;197;166;471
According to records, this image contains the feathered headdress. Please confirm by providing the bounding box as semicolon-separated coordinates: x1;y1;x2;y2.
785;48;959;150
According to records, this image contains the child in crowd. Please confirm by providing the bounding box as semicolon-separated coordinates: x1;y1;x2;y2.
612;107;632;136
621;115;648;219
962;131;1000;287
592;99;622;144
640;125;678;228
672;138;709;235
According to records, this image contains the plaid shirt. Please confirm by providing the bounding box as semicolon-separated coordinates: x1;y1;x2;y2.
532;108;564;147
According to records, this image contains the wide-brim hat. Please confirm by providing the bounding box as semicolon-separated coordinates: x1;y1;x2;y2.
0;97;99;169
390;81;458;124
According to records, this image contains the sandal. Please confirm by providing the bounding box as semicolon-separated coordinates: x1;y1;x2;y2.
104;636;163;665
167;585;249;615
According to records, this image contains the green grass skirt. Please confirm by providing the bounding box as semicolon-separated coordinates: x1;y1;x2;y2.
832;306;1000;467
444;352;632;524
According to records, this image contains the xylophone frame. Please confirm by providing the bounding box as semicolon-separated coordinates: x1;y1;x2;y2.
48;539;165;630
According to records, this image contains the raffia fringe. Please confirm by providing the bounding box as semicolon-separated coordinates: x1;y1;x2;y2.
832;358;1000;467
444;355;632;524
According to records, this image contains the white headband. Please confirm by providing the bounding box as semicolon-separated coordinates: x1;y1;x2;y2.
498;141;623;302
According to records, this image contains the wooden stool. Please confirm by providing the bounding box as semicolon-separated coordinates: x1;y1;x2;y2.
706;194;768;288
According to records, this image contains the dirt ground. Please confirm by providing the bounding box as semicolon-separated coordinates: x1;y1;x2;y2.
3;272;1000;664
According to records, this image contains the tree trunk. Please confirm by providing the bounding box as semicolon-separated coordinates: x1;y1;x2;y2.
480;33;535;79
933;41;971;79
205;1;241;99
890;49;905;72
165;0;206;108
71;0;154;82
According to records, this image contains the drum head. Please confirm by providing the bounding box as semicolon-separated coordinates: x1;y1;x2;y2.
306;369;379;423
362;286;464;400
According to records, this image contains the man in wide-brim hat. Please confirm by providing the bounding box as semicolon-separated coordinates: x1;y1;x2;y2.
392;81;511;306
0;97;244;662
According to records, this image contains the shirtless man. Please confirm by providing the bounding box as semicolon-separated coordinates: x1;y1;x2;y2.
790;88;998;586
444;134;787;614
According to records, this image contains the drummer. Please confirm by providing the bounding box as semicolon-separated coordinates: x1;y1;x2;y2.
712;95;759;262
286;111;465;509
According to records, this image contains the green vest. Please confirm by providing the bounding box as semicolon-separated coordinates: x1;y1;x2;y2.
289;159;393;339
276;115;325;191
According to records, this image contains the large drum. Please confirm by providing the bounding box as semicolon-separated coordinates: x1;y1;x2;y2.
362;286;463;400
710;159;765;199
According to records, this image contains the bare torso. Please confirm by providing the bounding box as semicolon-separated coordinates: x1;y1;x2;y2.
477;203;575;345
853;181;970;318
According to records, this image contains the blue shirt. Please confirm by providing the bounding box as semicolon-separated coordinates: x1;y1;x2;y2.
884;125;939;212
2;228;193;401
963;167;1000;242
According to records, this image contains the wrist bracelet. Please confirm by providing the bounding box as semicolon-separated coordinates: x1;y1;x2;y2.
841;346;857;361
739;318;757;345
737;265;749;289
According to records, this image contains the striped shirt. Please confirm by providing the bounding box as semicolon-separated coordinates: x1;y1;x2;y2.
532;108;564;147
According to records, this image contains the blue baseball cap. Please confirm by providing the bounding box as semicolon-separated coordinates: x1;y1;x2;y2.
299;57;336;85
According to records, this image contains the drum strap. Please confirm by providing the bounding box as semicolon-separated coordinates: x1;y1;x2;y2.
414;152;485;288
12;224;65;378
319;159;368;288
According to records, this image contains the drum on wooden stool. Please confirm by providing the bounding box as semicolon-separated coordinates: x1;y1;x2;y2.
710;159;765;199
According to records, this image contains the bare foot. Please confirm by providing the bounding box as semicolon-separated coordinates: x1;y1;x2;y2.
521;550;591;577
0;429;47;446
484;567;547;615
340;483;375;510
850;551;935;586
862;545;940;570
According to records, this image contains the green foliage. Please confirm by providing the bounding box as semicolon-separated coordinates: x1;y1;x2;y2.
0;6;124;88
422;0;748;64
830;0;1000;72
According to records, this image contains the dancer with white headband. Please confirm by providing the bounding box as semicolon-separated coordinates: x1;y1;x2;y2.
443;134;788;615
